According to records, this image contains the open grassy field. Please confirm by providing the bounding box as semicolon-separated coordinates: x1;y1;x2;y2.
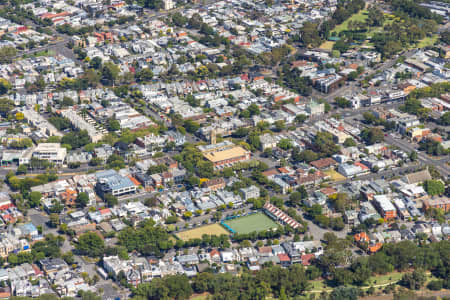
308;271;439;294
32;50;56;57
326;10;395;48
324;169;347;182
366;272;404;286
223;213;278;235
332;10;369;35
308;273;405;294
417;35;439;48
176;224;229;241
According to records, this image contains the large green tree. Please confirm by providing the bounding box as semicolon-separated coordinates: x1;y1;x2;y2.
315;131;340;156
136;68;153;82
0;46;16;64
101;61;120;85
0;78;11;95
76;192;89;208
361;127;384;145
76;232;105;257
424;180;445;196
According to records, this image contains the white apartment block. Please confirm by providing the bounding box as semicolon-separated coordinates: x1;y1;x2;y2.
22;108;63;137
164;0;174;10
0;236;30;258
20;143;67;165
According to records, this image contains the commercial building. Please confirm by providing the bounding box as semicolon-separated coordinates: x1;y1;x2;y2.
306;100;325;116
95;170;137;199
20;143;67;165
240;185;260;201
198;140;250;170
373;195;397;220
337;163;368;178
423;197;450;213
315;74;344;93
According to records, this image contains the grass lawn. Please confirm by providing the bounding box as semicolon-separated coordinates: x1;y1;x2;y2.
223;213;278;235
332;10;369;35
324;169;347;182
417;35;438;48
308;271;438;294
309;280;332;292
329;11;396;49
366;272;404;286
190;294;209;300
34;50;56;57
176;224;229;241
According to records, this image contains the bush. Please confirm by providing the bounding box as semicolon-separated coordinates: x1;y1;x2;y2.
68;162;81;169
166;216;178;224
427;280;443;291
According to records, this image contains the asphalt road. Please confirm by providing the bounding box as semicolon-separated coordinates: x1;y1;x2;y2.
384;134;450;178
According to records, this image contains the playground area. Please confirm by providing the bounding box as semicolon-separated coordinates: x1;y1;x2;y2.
222;212;278;235
176;224;229;241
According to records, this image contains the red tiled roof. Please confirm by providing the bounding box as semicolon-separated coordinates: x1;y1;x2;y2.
320;187;337;196
264;202;301;229
258;246;272;253
278;167;290;174
278;253;290;262
301;254;315;266
128;176;141;186
310;158;337;169
262;169;280;177
354;162;369;170
100;208;111;215
354;232;369;243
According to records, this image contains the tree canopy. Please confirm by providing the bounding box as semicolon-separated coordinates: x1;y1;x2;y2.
76;232;105;257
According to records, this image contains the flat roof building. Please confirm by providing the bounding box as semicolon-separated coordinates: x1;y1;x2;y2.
95;169;136;199
373;195;397;220
198;140;250;170
423;197;450;213
22;109;63;137
20;143;67;165
60;108;104;143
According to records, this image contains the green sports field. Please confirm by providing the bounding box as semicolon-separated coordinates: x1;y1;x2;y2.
223;213;278;235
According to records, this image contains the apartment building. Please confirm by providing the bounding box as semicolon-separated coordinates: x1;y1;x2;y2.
373;195;397;220
60;108;105;143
